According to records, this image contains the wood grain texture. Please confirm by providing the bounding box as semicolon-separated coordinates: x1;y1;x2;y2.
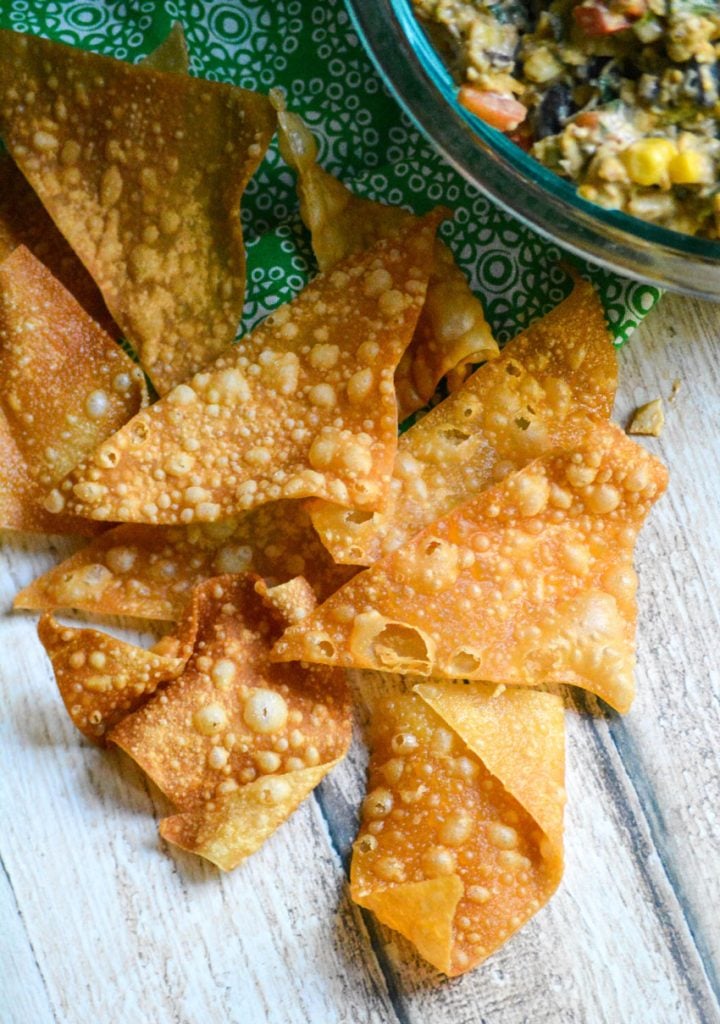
1;294;719;1024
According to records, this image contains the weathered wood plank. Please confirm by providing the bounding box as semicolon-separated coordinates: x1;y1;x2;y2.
611;295;720;991
0;853;57;1024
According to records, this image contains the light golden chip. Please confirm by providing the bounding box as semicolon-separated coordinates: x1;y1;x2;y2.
350;680;564;975
0;246;147;534
160;760;342;871
56;216;440;525
0;27;189;338
0;28;275;393
275;96;498;419
38;613;193;742
309;278;617;566
109;574;351;867
15;500;355;619
275;421;668;712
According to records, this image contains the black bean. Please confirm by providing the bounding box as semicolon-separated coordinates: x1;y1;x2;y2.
536;82;576;139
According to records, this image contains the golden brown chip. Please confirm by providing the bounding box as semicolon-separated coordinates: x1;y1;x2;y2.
275;421;668;712
56;216;440;525
0;29;275;393
109;574;351;866
0;27;189;337
0;154;115;334
14;500;356;619
309;278;617;566
0;246;147;534
38;613;194;742
274;95;498;419
141;22;189;74
350;680;564;975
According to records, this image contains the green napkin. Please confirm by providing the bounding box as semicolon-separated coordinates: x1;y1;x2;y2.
0;0;661;345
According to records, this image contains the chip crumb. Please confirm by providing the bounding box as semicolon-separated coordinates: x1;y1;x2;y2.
628;398;664;437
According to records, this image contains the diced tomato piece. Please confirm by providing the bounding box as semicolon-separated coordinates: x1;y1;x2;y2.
458;87;527;132
573;2;633;35
574;111;601;129
507;124;534;151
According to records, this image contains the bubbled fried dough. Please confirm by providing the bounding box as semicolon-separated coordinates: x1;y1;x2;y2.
309;277;618;566
275;98;498;420
351;683;564;976
109;574;351;816
0;28;275;393
0;246;146;534
274;420;668;713
15;500;356;620
55;215;441;525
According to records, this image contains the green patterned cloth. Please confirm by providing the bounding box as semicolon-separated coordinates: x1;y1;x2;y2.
0;0;661;345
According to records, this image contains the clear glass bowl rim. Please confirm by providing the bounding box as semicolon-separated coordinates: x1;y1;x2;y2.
344;0;720;300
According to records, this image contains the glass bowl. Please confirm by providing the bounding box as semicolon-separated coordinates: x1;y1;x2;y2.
344;0;720;301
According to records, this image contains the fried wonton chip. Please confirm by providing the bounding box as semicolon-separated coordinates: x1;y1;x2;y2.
309;278;617;566
0;29;276;393
274;421;668;712
141;22;189;75
0;154;115;334
350;680;564;975
160;760;342;871
0;246;147;534
57;216;440;525
37;604;199;742
15;500;356;619
0;27;190;337
109;574;351;869
274;95;498;419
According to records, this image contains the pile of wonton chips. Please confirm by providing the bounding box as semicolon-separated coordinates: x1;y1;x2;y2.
1;26;668;979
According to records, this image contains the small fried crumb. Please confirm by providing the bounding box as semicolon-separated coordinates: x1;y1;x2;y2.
628;399;664;437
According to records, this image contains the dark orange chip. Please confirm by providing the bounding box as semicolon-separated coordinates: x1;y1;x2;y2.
0;246;147;534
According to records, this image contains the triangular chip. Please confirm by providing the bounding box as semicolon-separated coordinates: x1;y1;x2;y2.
350;682;564;975
159;760;341;871
56;216;440;525
309;278;618;566
274;421;668;712
359;877;463;976
415;682;565;854
110;575;351;840
0;154;115;334
38;610;196;743
0;27;190;337
0;246;147;534
15;500;356;620
275;95;498;419
0;29;276;392
141;22;189;75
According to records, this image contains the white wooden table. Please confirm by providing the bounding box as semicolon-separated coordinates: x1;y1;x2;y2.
1;292;719;1024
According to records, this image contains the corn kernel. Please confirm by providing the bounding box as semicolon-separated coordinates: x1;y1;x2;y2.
621;139;677;187
668;150;710;185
